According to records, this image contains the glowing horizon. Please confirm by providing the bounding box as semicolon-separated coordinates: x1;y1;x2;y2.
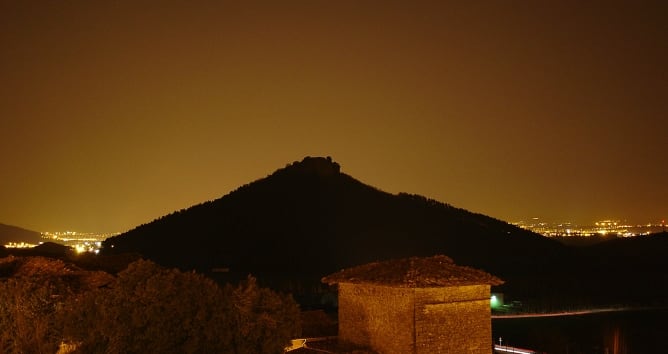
2;2;666;232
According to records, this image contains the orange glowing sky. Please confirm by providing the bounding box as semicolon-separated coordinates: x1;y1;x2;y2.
1;1;666;232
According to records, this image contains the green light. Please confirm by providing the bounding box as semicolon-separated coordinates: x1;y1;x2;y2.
490;295;500;308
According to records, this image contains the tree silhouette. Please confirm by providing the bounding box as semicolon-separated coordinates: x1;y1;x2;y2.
0;256;95;354
0;276;67;353
60;259;300;353
0;256;300;353
225;276;301;353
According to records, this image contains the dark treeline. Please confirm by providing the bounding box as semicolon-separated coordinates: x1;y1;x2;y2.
552;234;622;247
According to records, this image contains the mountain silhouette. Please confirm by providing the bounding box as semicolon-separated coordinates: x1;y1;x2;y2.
101;157;668;308
0;223;43;246
103;157;567;283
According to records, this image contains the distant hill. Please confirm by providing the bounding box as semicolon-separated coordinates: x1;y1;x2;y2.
0;223;43;245
565;232;668;306
103;157;567;281
6;242;72;258
101;157;668;308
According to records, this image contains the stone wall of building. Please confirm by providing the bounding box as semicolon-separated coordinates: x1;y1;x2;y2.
337;283;493;354
337;283;415;353
414;285;492;354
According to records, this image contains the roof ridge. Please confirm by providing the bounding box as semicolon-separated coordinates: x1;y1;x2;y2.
322;255;503;287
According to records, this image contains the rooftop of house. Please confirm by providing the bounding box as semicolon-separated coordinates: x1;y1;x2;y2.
322;255;503;288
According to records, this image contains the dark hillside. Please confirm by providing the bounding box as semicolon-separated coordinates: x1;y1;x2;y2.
585;231;668;267
8;242;70;257
577;232;668;305
101;157;668;308
0;223;43;245
103;157;567;287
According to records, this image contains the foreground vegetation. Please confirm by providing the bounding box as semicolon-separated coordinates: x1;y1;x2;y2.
0;256;300;354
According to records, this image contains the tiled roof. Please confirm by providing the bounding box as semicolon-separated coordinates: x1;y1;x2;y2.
322;255;503;287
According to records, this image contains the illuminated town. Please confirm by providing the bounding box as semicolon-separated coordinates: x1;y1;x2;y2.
4;230;120;253
513;218;666;237
5;219;665;253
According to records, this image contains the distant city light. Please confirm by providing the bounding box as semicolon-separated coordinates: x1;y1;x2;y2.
2;231;119;253
4;242;41;249
512;219;665;238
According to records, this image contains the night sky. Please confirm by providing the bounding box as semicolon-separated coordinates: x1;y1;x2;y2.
2;1;666;233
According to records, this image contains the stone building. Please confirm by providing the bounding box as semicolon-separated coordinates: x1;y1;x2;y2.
322;255;503;354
